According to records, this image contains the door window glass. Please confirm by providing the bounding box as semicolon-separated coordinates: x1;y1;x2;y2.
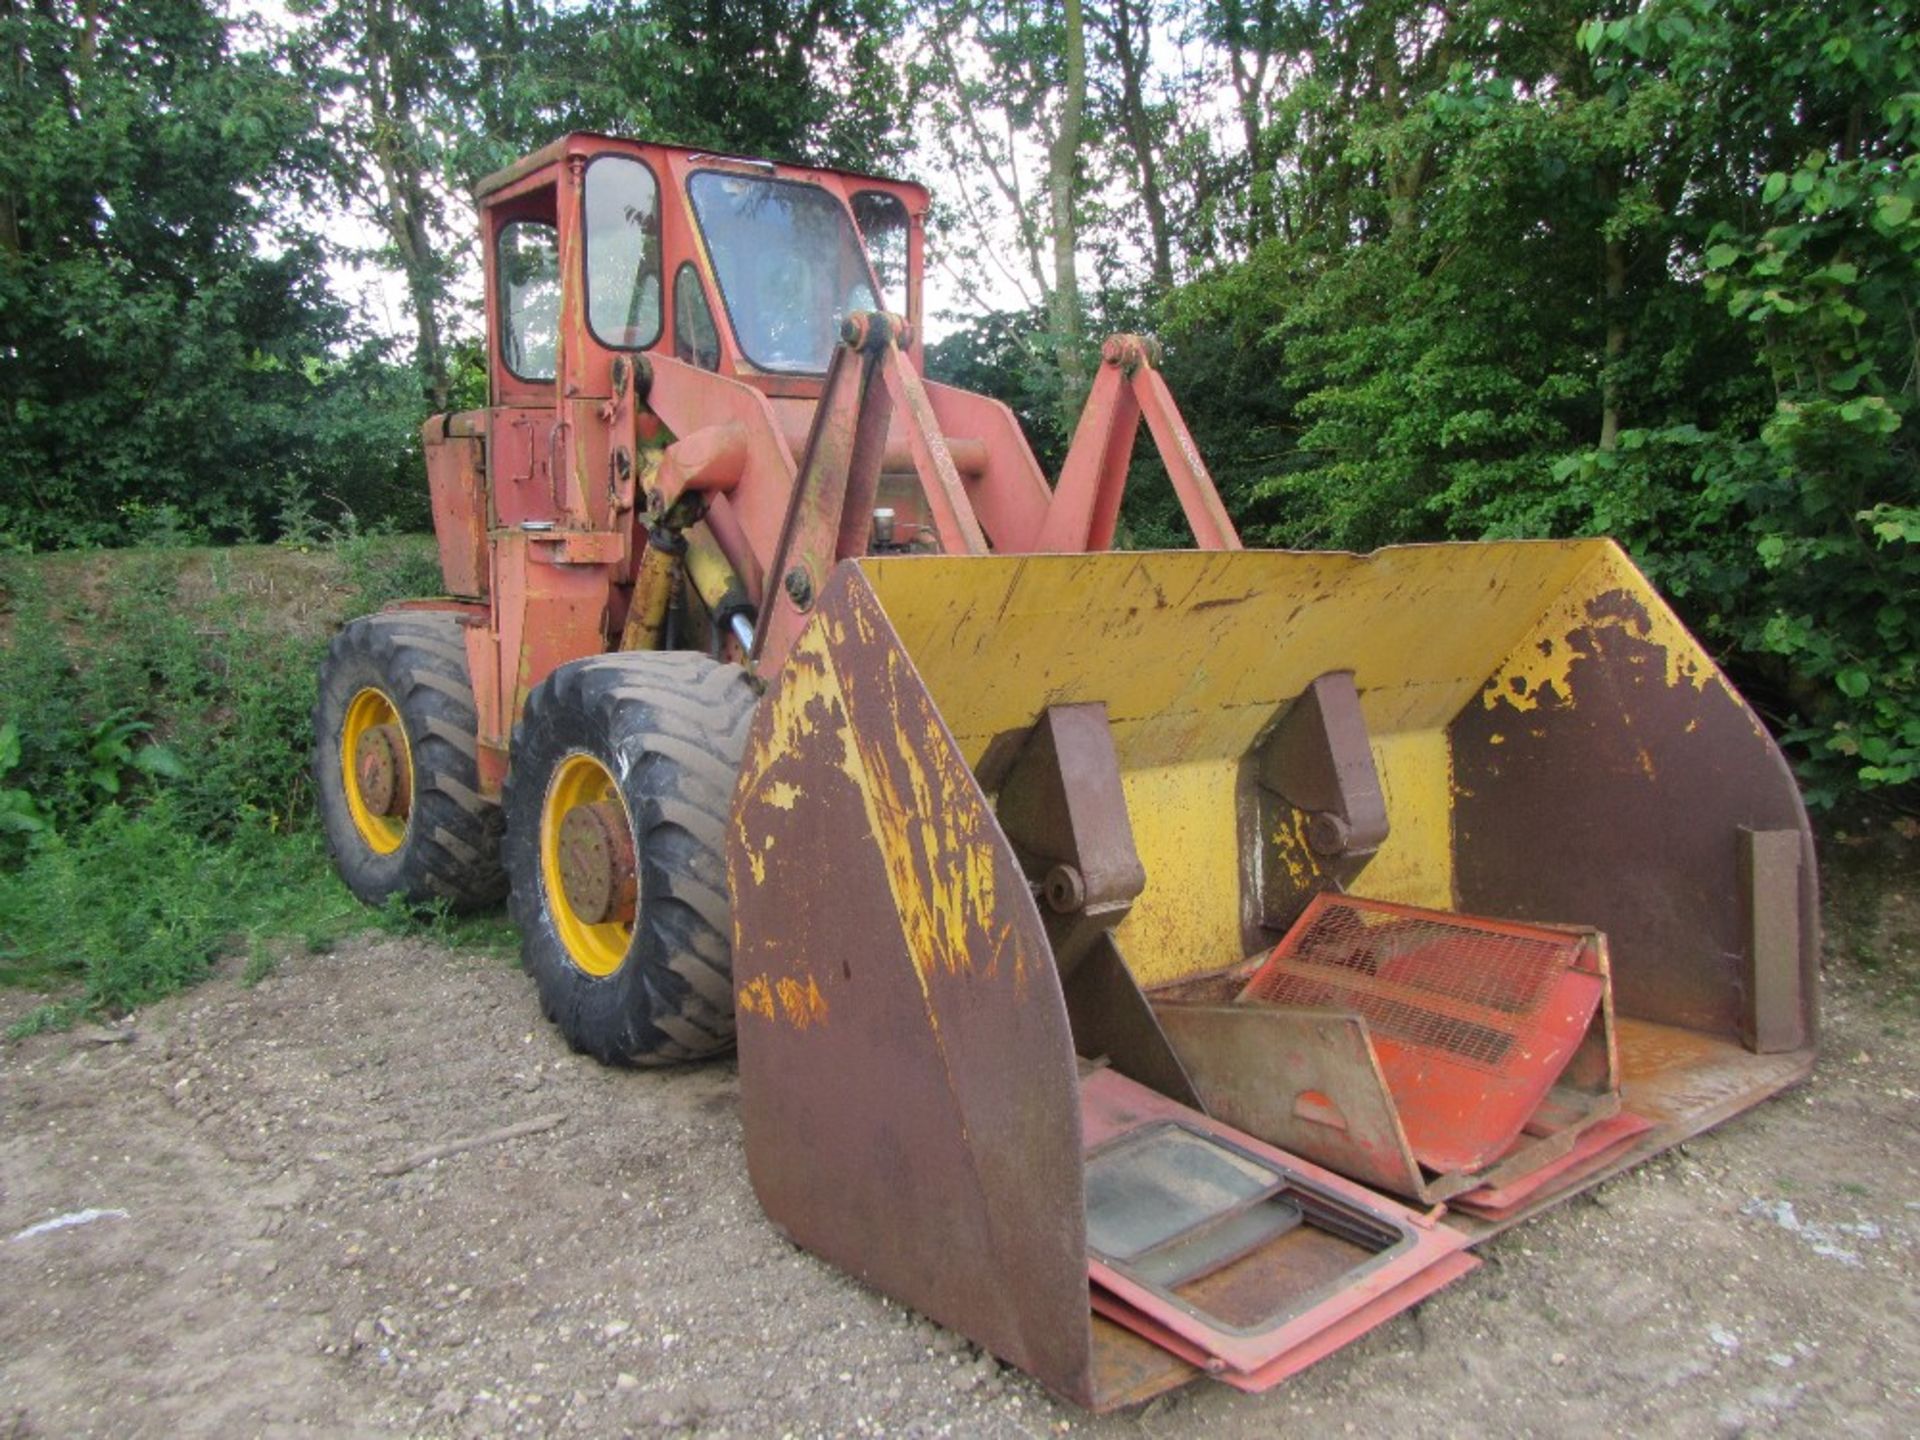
688;172;877;373
498;219;560;382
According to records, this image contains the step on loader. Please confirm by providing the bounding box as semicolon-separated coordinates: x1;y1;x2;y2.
313;134;1820;1410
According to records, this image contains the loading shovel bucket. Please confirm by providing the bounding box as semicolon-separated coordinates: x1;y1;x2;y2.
728;541;1817;1410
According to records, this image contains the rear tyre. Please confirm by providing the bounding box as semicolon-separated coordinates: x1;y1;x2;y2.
503;651;758;1066
313;612;506;911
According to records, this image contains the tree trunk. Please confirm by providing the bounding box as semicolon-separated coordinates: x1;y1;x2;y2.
0;0;22;259
377;146;452;413
1599;235;1627;450
1047;0;1089;432
1107;0;1173;288
1220;0;1277;247
365;0;450;412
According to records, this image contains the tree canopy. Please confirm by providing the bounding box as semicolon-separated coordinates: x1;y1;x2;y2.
0;0;1911;802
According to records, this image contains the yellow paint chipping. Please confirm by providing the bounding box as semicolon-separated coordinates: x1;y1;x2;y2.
731;540;1726;1005
776;975;831;1028
1481;546;1728;714
733;587;1014;1041
837;637;1007;996
850;544;1600;986
738;975;776;1021
737;971;830;1030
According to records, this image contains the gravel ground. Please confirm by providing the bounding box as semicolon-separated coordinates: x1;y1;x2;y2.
2;888;1916;1439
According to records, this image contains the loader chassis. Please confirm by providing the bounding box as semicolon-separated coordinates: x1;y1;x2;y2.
312;132;1820;1411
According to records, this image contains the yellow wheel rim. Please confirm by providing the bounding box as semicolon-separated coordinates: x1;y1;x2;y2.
540;752;638;978
341;687;413;855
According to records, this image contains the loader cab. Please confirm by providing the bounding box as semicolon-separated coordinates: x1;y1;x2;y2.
475;133;929;406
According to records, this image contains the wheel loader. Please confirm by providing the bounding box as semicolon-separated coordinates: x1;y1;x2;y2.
313;133;1821;1410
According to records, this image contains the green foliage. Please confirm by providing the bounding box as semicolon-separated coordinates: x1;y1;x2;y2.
0;805;349;1031
0;552;318;834
334;526;448;612
0;721;51;858
1565;0;1920;800
0;1;423;549
0;538;446;1024
927;307;1072;472
1116;0;1918;806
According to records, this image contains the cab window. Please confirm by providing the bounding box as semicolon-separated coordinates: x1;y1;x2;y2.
851;191;910;316
498;219;560;382
688;172;878;374
674;263;720;371
583;156;663;349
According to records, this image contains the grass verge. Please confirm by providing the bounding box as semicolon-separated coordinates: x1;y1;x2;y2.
0;534;514;1036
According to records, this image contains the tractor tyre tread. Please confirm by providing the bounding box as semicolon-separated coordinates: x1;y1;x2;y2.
502;650;759;1067
313;612;507;912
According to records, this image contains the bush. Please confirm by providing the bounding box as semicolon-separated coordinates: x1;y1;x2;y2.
0;804;347;1030
0;534;474;1027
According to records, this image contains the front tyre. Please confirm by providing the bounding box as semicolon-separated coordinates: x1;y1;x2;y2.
503;651;758;1065
313;613;506;911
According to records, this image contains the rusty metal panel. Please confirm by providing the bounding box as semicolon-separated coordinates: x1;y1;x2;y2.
996;704;1147;974
1441;1019;1813;1238
1451;1110;1654;1220
423;418;489;599
1449;546;1820;1046
1092;1250;1479;1394
1741;827;1807;1054
1153;1002;1424;1200
1087;1314;1198;1411
486;407;557;528
1063;938;1202;1110
731;564;1096;1405
1079;1067;1474;1378
1238;897;1606;1175
1253;670;1389;930
485;531;616;740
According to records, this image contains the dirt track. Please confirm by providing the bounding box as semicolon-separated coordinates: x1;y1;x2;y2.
3;919;1917;1439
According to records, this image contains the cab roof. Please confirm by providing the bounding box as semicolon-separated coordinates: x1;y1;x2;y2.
473;132;926;206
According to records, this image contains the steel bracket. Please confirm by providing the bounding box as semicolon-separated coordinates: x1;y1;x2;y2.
1253;671;1388;931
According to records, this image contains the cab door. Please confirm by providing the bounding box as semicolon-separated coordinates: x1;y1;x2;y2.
488;200;561;530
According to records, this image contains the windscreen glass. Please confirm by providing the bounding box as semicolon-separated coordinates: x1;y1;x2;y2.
851;191;910;315
498;219;560;382
583;156;663;348
688;172;878;373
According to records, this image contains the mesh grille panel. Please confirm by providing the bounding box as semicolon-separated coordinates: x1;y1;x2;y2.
1238;897;1589;1073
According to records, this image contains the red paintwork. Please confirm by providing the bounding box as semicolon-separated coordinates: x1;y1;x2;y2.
1090;1251;1481;1393
417;133;1239;796
1239;895;1611;1176
1038;337;1243;552
1079;1067;1476;1379
1450;1111;1655;1219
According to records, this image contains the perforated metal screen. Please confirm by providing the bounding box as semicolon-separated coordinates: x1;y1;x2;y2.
1238;896;1590;1075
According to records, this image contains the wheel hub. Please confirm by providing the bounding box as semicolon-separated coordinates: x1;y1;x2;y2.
556;800;637;925
354;723;411;816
